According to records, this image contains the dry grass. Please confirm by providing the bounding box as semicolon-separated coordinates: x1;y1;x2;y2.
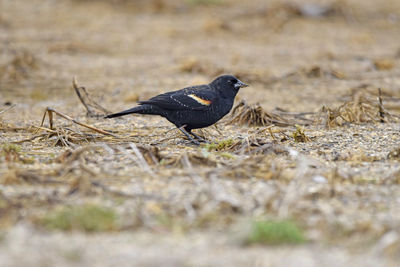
318;89;400;128
228;100;292;127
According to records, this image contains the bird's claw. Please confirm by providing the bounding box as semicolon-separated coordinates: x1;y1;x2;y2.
198;139;211;144
191;140;201;145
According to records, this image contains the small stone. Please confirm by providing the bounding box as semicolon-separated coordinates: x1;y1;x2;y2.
312;175;327;184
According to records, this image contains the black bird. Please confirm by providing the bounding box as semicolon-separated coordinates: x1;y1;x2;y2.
105;75;248;144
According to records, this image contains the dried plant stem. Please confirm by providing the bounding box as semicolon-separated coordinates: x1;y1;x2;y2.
73;76;110;117
40;107;117;137
378;88;385;123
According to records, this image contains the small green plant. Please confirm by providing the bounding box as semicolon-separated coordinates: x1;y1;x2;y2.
204;139;235;151
247;220;305;245
292;125;310;142
219;152;236;159
41;204;118;232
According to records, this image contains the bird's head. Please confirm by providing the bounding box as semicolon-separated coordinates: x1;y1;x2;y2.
210;75;248;96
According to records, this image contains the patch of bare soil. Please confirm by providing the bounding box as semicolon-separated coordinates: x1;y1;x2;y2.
1;0;400;266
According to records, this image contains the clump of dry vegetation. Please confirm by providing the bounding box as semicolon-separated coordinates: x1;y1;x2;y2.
227;100;318;128
292;125;310;142
228;100;290;127
318;89;399;128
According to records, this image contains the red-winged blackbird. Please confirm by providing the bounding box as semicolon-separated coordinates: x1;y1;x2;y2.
105;75;248;144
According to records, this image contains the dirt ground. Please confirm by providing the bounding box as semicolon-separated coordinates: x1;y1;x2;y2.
1;0;400;266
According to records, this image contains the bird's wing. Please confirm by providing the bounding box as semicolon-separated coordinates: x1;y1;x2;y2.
138;85;216;111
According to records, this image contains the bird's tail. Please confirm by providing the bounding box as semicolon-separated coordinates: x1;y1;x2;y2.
104;105;160;118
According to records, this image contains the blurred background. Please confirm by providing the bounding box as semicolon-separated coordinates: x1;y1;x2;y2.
1;0;400;115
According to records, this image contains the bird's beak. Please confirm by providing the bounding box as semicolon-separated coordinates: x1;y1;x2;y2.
234;80;249;89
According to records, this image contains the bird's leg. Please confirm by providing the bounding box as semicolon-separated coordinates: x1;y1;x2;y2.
190;131;210;144
177;126;200;145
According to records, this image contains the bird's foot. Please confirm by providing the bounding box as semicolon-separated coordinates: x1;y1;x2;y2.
177;126;202;145
190;132;210;144
191;139;201;145
198;139;211;144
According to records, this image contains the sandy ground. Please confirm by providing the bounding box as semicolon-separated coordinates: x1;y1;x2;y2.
1;0;400;266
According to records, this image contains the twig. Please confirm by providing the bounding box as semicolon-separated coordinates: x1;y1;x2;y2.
213;124;223;135
73;76;110;117
378;88;385;123
267;126;276;140
40;107;117;137
12;133;48;144
32;125;57;133
55;130;67;147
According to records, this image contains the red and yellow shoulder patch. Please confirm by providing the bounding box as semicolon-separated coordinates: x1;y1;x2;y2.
188;94;212;106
